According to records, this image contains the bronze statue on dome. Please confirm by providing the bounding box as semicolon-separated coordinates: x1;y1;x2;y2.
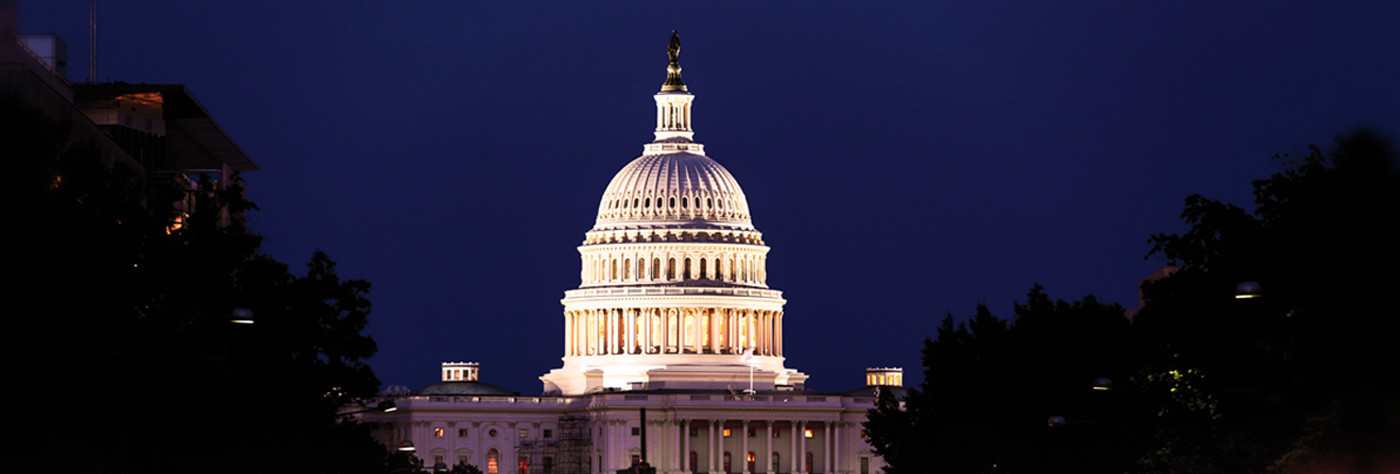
668;30;681;63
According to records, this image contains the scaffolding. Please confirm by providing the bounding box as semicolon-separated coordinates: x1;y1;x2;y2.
518;416;592;474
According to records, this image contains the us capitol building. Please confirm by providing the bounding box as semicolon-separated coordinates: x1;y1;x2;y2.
359;33;903;474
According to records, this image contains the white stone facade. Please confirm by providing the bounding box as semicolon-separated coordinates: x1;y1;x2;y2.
360;38;895;474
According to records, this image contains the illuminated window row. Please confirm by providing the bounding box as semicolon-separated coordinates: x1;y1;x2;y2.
581;252;767;286
597;190;749;222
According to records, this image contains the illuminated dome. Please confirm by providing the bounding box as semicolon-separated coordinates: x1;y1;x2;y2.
540;32;806;396
593;149;754;231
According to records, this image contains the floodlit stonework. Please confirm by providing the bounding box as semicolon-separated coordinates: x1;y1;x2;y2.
358;35;899;474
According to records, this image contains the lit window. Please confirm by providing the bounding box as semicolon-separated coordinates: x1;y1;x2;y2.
488;449;499;474
804;429;814;438
772;429;780;438
519;456;528;474
434;428;445;437
519;428;528;438
722;428;732;438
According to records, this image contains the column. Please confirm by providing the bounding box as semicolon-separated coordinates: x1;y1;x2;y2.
710;310;720;353
798;421;807;474
765;422;773;473
793;422;802;474
564;312;573;356
824;423;831;474
832;424;840;474
682;420;690;473
742;420;750;474
711;420;721;474
626;309;636;354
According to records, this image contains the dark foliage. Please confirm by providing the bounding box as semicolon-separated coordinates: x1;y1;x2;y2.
6;100;398;473
868;128;1399;474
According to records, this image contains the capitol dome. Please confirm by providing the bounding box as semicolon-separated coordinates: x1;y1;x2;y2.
541;32;807;396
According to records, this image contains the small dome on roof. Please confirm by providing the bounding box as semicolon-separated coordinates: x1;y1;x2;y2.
414;381;517;396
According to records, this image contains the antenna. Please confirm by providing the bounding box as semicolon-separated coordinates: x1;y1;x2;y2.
88;0;96;82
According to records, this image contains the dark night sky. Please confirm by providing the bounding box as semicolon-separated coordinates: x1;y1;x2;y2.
25;1;1399;394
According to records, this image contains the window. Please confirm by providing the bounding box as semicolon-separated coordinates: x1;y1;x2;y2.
689;451;698;473
681;196;688;208
459;456;470;467
723;452;731;473
631;427;641;436
487;449;499;474
723;428;731;438
746;452;756;472
489;429;498;438
860;456;870;474
435;455;445;466
669;197;676;208
434;428;445;437
860;429;868;439
645;197;651;208
543;457;553;474
631;455;641;465
519;428;529;438
747;427;755;437
772;452;780;472
804;428;814;438
458;428;469;437
543;429;552;439
519;456;529;474
806;452;813;473
689;427;698;437
772;429;780;438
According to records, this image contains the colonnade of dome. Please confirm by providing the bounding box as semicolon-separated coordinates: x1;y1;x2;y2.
564;307;783;357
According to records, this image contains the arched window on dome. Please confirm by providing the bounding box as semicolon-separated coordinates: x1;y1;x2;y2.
624;258;631;280
712;258;720;280
667;258;676;280
611;259;618;281
681;196;688;208
728;257;736;282
669;197;676;208
699;259;707;279
623;198;629;209
637;257;646;280
652;258;660;281
633;198;639;209
645;197;651;208
707;197;713;209
667;309;679;353
684;258;692;280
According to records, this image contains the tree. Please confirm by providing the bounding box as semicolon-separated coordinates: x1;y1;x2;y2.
1135;128;1399;473
866;286;1142;474
8;99;396;473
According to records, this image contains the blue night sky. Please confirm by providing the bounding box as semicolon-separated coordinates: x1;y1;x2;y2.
24;1;1399;394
